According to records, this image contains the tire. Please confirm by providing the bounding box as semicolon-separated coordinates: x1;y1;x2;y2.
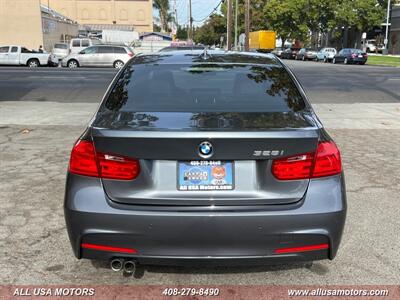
27;59;39;68
344;58;348;64
68;60;79;68
332;58;336;64
323;57;327;63
302;56;305;61
113;60;124;69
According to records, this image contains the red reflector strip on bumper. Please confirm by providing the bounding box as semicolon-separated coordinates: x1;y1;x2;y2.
81;243;137;254
274;243;329;254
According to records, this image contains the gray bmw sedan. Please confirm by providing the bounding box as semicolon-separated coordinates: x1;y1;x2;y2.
64;50;346;272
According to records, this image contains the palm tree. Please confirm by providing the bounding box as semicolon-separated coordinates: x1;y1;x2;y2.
153;0;172;32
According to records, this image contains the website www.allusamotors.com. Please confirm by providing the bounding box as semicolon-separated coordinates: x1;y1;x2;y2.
288;288;389;297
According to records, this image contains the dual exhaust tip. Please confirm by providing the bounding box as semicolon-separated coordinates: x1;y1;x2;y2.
110;258;136;274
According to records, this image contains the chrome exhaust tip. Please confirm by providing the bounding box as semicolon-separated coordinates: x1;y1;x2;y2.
110;258;124;272
123;260;136;274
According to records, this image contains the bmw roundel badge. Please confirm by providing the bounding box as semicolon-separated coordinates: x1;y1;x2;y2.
198;141;213;158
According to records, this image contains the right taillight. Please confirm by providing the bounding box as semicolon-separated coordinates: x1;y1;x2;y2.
69;140;140;180
312;141;342;178
272;141;342;180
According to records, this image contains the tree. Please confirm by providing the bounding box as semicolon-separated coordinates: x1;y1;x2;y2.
194;14;226;46
176;25;188;40
264;0;309;45
332;0;385;32
264;0;385;47
153;0;173;32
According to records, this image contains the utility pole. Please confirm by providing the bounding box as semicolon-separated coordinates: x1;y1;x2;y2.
189;0;193;41
174;0;178;27
234;0;238;50
383;0;391;55
226;0;233;50
244;0;250;51
173;0;178;38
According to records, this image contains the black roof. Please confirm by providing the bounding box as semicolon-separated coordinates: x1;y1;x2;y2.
131;50;281;66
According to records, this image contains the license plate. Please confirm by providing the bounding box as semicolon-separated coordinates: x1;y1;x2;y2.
358;54;363;58
177;161;234;191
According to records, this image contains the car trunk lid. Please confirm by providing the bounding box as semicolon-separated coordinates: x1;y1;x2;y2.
91;111;320;206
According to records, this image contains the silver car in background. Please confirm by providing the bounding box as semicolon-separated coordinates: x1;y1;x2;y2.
62;45;134;68
51;43;69;61
316;47;337;62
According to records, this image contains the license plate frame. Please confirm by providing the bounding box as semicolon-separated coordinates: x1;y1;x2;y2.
177;161;235;191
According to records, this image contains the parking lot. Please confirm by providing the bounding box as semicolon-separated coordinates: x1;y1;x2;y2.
0;60;399;285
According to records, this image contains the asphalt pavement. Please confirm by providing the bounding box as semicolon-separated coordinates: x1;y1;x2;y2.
0;60;399;104
0;61;399;285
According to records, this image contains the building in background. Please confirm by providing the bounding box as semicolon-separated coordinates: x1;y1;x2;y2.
0;0;78;51
41;0;153;33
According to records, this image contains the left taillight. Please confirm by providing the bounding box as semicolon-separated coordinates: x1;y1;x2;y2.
272;141;342;180
127;52;134;57
69;140;140;180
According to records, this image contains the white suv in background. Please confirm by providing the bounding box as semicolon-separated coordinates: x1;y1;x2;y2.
316;47;337;62
69;38;102;54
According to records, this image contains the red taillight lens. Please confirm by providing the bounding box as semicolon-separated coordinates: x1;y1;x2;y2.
351;53;356;58
272;141;342;180
69;140;140;180
272;153;315;180
128;52;134;57
69;140;99;177
97;153;140;180
312;141;342;178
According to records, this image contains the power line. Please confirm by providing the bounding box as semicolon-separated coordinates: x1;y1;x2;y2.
192;0;223;23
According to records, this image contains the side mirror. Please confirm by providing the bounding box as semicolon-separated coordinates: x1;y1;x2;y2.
79;50;85;54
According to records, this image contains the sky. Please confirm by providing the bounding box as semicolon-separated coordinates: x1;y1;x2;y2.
153;0;222;27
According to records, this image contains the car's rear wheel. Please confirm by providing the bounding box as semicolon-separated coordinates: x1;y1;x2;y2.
27;59;39;68
323;57;328;63
113;60;124;69
332;58;336;64
344;58;348;64
68;60;79;68
302;56;305;61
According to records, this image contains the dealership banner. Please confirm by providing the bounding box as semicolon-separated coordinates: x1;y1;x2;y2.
0;285;399;299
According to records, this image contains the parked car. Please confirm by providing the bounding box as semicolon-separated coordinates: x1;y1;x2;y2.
295;48;317;61
332;48;368;65
0;45;52;67
316;47;337;62
62;45;134;68
271;47;284;57
280;47;300;59
64;50;346;272
69;38;101;54
51;43;69;61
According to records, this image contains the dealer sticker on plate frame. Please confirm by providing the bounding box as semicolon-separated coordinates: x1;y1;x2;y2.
177;161;234;191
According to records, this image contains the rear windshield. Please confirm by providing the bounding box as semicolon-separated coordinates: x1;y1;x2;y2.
54;44;68;49
101;63;305;113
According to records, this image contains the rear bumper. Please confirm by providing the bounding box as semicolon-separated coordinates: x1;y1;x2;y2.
64;173;346;266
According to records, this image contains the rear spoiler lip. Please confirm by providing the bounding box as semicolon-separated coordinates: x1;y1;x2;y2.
90;127;319;139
